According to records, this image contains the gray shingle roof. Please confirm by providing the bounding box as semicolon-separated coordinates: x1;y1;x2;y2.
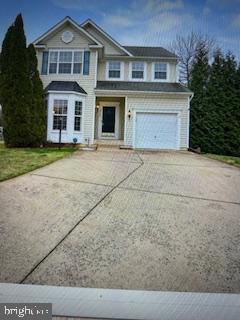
95;81;192;93
123;46;177;58
45;81;87;94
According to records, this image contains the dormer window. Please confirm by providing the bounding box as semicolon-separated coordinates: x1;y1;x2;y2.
153;63;168;81
130;62;145;80
107;61;123;80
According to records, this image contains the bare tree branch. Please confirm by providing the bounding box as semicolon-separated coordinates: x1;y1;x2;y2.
170;32;217;85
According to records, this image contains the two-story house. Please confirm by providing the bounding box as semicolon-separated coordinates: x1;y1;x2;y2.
34;16;193;150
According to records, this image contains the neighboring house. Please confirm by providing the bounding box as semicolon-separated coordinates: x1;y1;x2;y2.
34;16;193;150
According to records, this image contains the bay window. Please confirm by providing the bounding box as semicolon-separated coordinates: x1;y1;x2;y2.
53;99;68;130
74;101;82;131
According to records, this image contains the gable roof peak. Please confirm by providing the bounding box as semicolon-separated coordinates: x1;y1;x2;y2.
81;19;133;57
33;16;102;47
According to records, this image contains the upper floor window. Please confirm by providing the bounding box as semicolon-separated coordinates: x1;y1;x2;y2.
49;50;83;75
107;61;122;79
131;62;145;80
153;63;168;80
53;99;68;130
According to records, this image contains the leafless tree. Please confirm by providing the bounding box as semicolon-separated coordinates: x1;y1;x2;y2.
170;32;216;85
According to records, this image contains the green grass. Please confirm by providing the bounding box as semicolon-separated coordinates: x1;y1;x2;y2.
0;142;77;182
205;153;240;167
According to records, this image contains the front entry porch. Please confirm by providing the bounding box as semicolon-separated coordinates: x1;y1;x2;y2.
94;97;125;142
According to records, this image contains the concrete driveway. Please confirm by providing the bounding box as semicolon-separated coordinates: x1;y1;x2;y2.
0;147;240;293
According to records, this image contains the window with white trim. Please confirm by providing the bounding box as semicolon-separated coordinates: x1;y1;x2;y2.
59;51;72;74
154;63;167;80
108;61;121;79
53;99;68;130
73;51;83;74
48;51;83;74
74;101;82;131
131;62;144;79
49;52;58;74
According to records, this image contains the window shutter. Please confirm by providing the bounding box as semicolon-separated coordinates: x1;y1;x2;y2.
83;51;90;75
41;51;49;75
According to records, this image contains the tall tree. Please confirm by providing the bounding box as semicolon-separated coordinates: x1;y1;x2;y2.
190;48;240;156
170;32;216;84
221;53;240;156
28;44;46;146
189;46;210;150
203;50;226;154
0;14;33;146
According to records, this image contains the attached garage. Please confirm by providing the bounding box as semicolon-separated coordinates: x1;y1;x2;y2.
134;112;179;150
95;81;193;150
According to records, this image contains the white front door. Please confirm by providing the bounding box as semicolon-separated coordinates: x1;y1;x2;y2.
98;102;120;139
135;112;179;149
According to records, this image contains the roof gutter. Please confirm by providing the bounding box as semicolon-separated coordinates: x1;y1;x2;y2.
103;55;178;60
95;89;193;96
46;90;87;96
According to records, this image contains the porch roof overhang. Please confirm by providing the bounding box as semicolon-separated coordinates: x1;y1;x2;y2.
95;81;192;95
45;81;87;95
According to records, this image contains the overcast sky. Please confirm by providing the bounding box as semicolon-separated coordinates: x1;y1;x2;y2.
1;0;240;60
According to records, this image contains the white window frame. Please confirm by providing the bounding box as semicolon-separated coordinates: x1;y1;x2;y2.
52;99;68;131
74;100;83;132
151;62;169;82
48;49;84;75
106;61;124;81
129;61;146;81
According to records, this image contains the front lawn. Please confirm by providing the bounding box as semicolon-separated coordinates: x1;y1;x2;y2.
0;143;77;182
205;153;240;168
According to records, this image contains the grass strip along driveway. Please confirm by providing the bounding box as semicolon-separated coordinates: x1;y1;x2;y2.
0;143;76;182
205;153;240;168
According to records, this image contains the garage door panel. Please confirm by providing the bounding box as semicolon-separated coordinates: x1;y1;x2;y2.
135;113;179;149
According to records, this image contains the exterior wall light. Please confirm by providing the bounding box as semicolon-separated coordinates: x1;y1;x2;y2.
96;104;100;109
128;109;132;120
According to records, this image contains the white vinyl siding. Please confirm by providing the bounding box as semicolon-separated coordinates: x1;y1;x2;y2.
36;24;97;144
97;61;177;82
45;25;91;48
39;50;97;144
125;95;189;149
84;24;128;55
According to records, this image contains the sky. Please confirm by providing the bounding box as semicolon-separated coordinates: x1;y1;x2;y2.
1;0;240;60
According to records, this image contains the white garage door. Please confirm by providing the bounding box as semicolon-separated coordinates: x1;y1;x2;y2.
135;112;179;149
